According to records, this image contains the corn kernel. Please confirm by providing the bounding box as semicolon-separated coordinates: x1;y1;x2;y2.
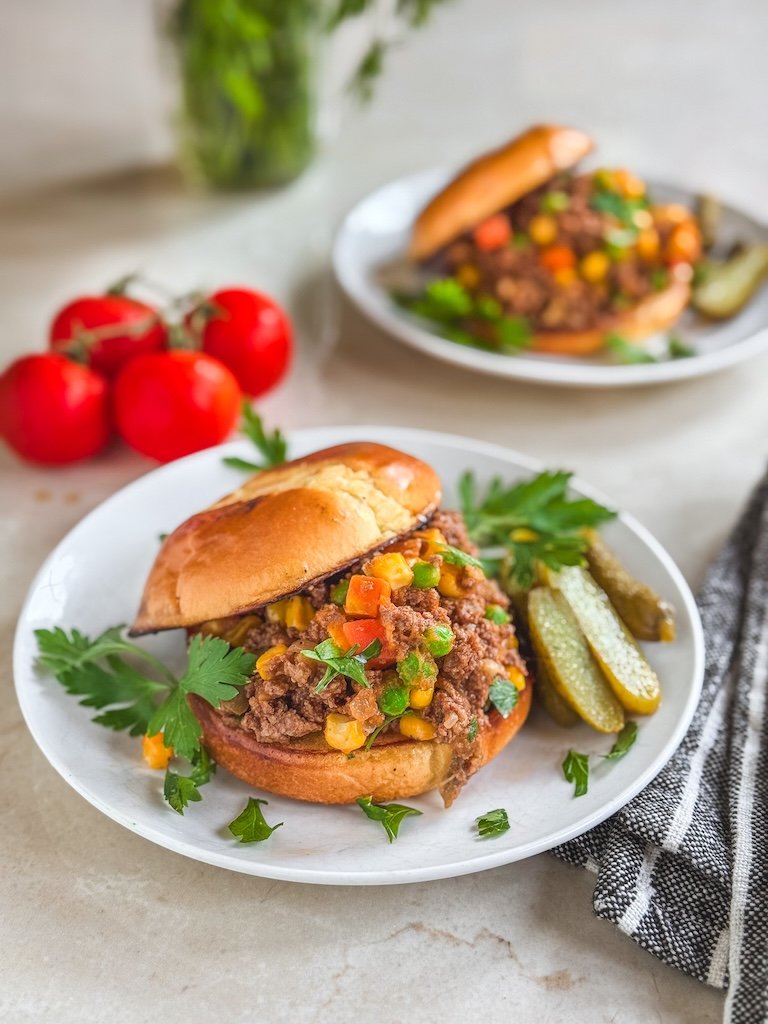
529;214;558;247
456;263;480;289
437;563;464;598
409;686;434;709
368;552;414;590
579;251;610;283
554;267;577;287
256;644;287;680
636;228;660;262
399;714;437;741
266;600;288;625
142;732;173;770
507;666;527;691
285;596;314;631
614;169;646;199
415;528;447;558
324;713;366;753
510;527;539;543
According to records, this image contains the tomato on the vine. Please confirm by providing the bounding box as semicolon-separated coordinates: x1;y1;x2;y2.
188;287;292;398
113;350;241;463
50;294;167;377
0;354;111;465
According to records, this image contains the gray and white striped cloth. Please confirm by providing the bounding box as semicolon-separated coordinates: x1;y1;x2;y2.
553;470;768;1024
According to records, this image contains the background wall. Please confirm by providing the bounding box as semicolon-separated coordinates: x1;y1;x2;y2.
1;0;765;209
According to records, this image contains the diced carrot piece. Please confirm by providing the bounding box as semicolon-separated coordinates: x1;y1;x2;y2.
142;732;173;770
342;619;396;668
473;214;512;251
539;245;576;273
344;574;391;617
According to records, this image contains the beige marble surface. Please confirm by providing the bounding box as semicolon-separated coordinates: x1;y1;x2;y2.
3;0;767;1020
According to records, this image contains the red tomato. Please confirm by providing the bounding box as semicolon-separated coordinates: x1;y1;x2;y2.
0;354;110;465
50;295;167;377
113;350;241;463
341;619;395;668
190;287;292;398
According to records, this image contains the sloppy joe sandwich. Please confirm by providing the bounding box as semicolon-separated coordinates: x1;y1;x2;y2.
132;442;531;806
404;124;701;356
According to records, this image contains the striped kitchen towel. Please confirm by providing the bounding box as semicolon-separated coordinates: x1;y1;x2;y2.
553;469;768;1024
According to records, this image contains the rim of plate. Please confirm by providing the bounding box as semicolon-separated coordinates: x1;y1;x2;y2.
13;426;705;884
333;169;768;388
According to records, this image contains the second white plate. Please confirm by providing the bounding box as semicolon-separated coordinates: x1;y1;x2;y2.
334;168;768;388
14;427;704;884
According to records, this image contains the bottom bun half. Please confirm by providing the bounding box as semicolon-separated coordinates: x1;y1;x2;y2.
531;279;690;356
189;683;532;805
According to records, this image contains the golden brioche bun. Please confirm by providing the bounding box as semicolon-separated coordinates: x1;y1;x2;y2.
531;277;691;356
131;442;441;635
409;124;594;261
189;680;532;806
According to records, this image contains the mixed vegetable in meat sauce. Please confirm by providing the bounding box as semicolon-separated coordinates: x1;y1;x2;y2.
398;168;702;349
200;510;528;806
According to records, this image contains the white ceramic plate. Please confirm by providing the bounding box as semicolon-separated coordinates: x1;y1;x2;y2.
14;427;704;885
334;168;768;387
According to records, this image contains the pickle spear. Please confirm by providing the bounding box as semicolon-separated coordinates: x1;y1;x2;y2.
585;532;676;642
534;655;580;727
692;244;768;319
550;567;662;714
528;587;625;733
696;193;721;252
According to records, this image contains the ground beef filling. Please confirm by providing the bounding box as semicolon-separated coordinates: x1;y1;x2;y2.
432;172;675;334
208;510;527;804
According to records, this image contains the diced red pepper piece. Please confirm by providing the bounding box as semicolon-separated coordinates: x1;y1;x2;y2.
539;245;576;273
342;618;395;668
344;574;391;618
473;214;512;252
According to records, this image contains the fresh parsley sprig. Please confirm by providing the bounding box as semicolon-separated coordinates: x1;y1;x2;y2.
476;808;510;838
34;626;256;811
229;797;283;843
395;278;533;355
459;469;616;588
302;637;382;693
356;795;422;843
487;678;519;718
223;402;288;472
562;723;639;797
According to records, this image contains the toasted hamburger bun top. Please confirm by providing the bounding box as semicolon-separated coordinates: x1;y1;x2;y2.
409;124;594;262
131;442;441;635
189;680;531;806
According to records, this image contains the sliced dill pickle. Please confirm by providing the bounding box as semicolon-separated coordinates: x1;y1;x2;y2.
585;532;676;642
550;567;662;714
528;587;625;733
691;244;768;319
534;656;580;727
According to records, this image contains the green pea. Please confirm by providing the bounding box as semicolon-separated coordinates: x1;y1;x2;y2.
424;624;455;657
397;651;437;685
484;604;510;625
330;579;350;606
541;190;570;213
378;685;410;717
411;561;440;589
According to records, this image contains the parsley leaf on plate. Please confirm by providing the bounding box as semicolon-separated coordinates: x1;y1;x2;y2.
667;336;696;360
229;797;283;843
223;403;288;473
35;626;255;803
164;747;216;815
604;333;657;365
147;634;255;761
603;721;638;762
488;678;519;718
459;469;615;588
356;795;422;842
476;808;510;838
562;749;590;797
302;637;382;693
